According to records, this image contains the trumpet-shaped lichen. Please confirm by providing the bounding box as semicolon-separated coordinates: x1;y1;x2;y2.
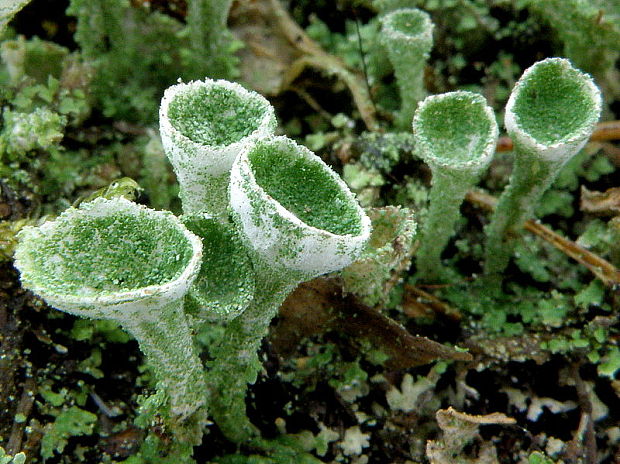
484;58;602;277
160;78;276;216
413;91;497;280
208;136;371;442
14;198;207;444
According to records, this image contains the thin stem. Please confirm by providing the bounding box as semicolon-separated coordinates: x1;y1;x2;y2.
392;50;426;129
207;270;297;442
416;169;471;280
122;299;207;442
484;148;561;276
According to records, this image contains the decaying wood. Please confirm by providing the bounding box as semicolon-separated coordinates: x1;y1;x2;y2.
272;277;472;370
6;377;36;455
466;190;620;287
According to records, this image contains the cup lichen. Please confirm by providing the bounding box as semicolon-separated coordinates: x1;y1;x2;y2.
413;91;498;280
14;197;207;443
159;78;277;217
484;58;602;277
206;135;371;442
380;8;434;129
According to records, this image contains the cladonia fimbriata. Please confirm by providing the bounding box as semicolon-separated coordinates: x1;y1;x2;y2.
160;78;276;218
484;58;602;277
413;91;498;280
14;197;207;443
207;135;371;442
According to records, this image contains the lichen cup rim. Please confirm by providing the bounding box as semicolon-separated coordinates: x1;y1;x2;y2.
380;7;434;45
159;78;277;175
14;197;203;313
413;90;498;173
229;135;372;276
504;57;602;162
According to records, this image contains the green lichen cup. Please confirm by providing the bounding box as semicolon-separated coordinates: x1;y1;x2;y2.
182;214;255;323
159;78;277;217
230;136;371;280
413;91;498;280
14;198;207;442
380;8;434;129
208;136;371;442
484;58;602;276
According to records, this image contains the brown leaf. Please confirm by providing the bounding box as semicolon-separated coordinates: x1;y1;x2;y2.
272;277;472;370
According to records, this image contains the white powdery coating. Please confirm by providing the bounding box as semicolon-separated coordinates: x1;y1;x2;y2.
229;136;371;277
505;58;602;163
413;91;498;175
159;78;276;175
14;197;203;322
380;7;434;50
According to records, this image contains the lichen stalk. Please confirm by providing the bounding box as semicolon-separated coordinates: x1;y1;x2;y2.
483;151;559;276
380;8;434;129
122;299;207;427
207;266;297;442
412;91;498;280
416;170;471;279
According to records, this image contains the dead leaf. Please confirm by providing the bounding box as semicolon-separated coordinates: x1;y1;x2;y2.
426;407;515;464
271;277;472;370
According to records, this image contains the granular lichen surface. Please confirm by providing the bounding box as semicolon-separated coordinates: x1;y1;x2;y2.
167;85;268;147
22;212;193;296
250;144;363;236
512;60;596;145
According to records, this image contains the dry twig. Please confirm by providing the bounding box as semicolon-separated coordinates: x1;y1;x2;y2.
268;0;379;131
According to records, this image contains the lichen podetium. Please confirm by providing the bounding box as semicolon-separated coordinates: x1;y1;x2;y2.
484;58;602;278
380;8;434;129
159;78;276;218
208;136;371;442
413;91;497;281
14;197;207;445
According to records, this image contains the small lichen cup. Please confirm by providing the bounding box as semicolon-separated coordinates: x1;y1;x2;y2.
380;8;434;129
413;91;498;280
159;78;277;217
182;214;255;324
208;135;371;442
484;58;602;277
14;197;207;443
